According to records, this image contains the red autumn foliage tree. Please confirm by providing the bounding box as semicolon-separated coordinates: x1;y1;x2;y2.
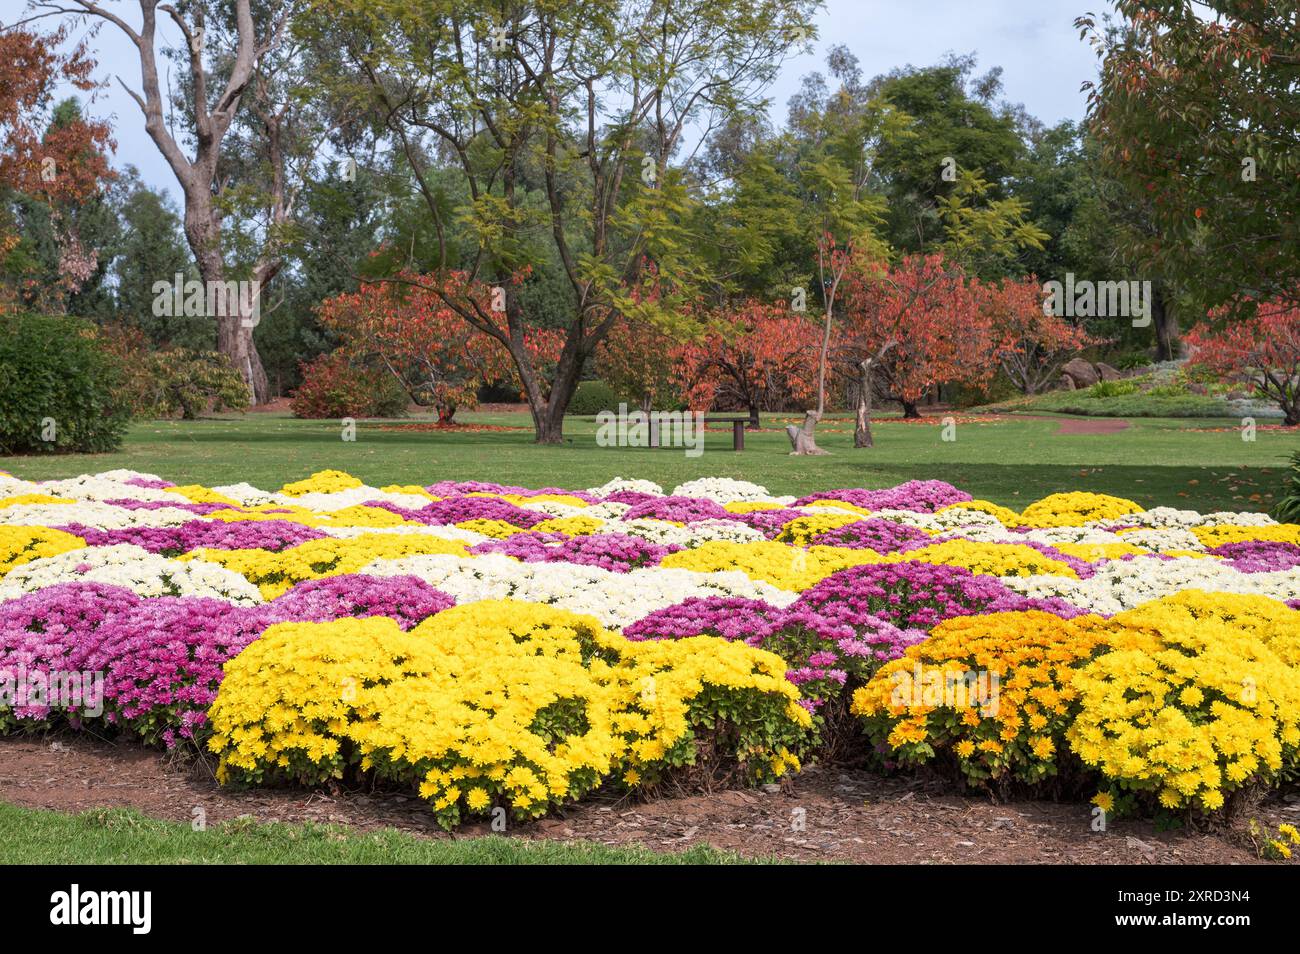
0;24;113;311
836;253;992;446
985;277;1098;395
595;318;681;414
672;301;821;426
1187;301;1300;427
317;269;561;423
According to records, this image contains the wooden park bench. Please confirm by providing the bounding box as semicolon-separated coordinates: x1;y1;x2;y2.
647;413;752;451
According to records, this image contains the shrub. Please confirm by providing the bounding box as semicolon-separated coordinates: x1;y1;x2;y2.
1088;378;1140;398
208;601;814;829
565;379;620;416
290;350;408;419
112;343;250;419
854;611;1115;790
1275;451;1300;524
1070;600;1300;813
0;313;130;453
1114;352;1152;371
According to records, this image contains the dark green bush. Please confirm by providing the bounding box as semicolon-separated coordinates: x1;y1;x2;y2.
565;379;620;416
0;313;131;454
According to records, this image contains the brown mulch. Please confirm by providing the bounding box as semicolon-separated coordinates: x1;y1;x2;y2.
3;735;1293;863
1054;418;1131;435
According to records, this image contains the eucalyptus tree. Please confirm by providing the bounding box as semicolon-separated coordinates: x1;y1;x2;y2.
32;0;321;403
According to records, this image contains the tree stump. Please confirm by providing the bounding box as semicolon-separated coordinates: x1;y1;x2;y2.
787;410;828;455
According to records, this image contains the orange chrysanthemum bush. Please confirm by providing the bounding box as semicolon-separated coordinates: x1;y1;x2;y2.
851;611;1114;793
207;600;813;830
1067;594;1300;816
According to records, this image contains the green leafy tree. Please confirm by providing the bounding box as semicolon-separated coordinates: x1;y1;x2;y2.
301;0;817;443
1079;2;1300;318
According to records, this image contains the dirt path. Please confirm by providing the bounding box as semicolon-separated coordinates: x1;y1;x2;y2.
2;736;1290;863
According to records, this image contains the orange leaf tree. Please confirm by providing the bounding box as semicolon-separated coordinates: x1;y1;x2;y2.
672;300;820;427
0;24;113;311
985;277;1098;395
1187;301;1300;427
317;268;558;423
837;253;993;445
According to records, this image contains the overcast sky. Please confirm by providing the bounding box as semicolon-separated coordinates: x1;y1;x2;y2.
39;0;1107;203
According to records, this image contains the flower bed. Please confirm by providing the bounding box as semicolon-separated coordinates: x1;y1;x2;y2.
2;467;1299;826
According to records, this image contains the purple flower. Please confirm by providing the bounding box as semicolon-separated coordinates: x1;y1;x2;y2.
425;480;598;503
367;495;547;529
471;532;679;572
103;498;238;515
794;480;972;514
794;561;1084;631
55;519;326;557
1208;541;1300;574
620;496;735;523
809;518;933;553
624;596;788;643
266;574;454;629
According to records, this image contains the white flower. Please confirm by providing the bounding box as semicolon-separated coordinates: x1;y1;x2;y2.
670;477;774;504
0;544;262;604
1004;557;1300;614
0;502;199;530
586;478;664;497
359;552;794;628
618;518;764;547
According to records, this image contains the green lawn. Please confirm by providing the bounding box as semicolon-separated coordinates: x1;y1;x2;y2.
0;804;750;865
1;409;1294;512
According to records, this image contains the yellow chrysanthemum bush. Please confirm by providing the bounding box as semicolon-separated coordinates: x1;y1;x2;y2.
190;533;466;598
279;469;365;496
1018;491;1144;528
661;540;876;590
0;526;86;576
774;511;864;547
891;540;1078;578
1068;598;1300;815
208;600;813;829
852;611;1114;793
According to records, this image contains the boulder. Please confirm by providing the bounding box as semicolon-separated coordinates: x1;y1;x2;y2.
1062;357;1100;390
1096;362;1122;381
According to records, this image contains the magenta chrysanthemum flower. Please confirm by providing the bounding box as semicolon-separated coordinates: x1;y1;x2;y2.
266;574;454;629
366;495;547;528
794;480;972;514
794;561;1084;631
56;519;326;557
619;495;734;523
1208;541;1300;573
470;532;679;572
809;518;933;553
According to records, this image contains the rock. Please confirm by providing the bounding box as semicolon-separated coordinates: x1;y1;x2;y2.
1062;357;1100;390
1096;362;1121;381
